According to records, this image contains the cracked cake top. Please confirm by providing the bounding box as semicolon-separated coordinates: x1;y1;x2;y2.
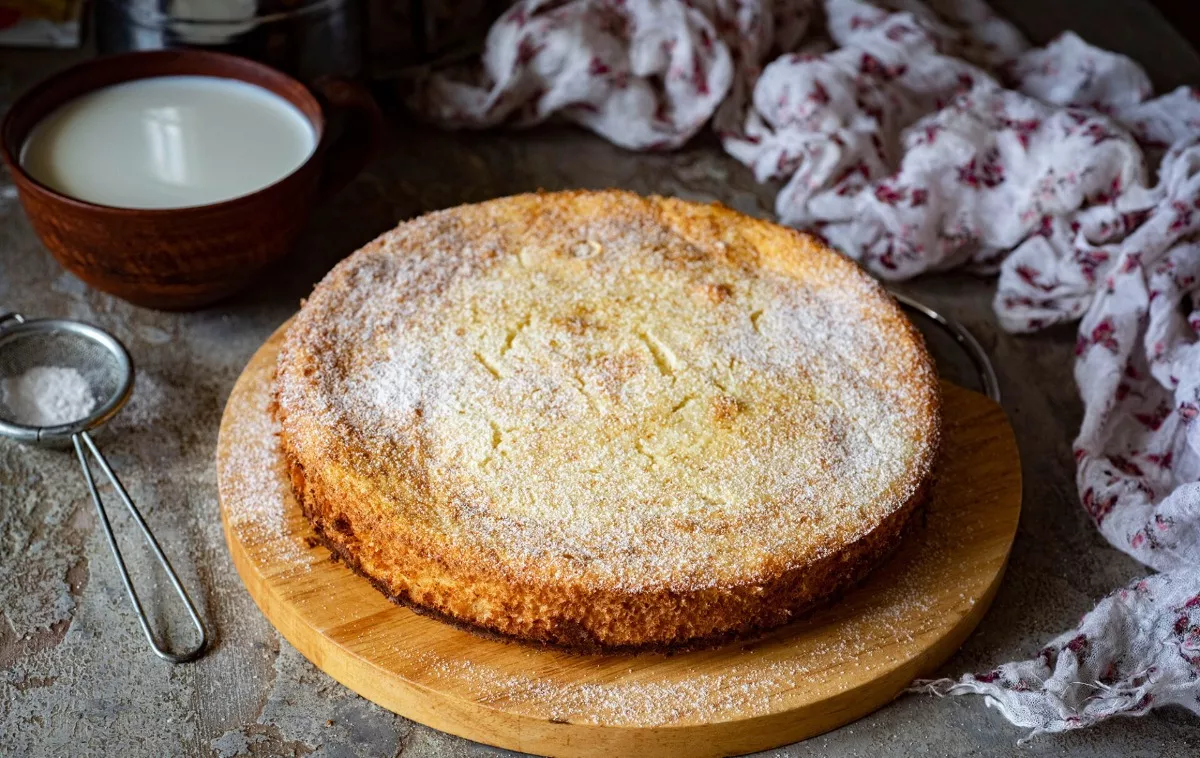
273;190;940;596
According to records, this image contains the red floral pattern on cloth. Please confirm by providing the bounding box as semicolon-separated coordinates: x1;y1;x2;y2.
917;573;1200;738
414;0;1200;737
410;0;747;150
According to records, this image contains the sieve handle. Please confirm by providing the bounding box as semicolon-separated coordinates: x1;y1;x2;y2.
72;431;208;663
0;312;26;330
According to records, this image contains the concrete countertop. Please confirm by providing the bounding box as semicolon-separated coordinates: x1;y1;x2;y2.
2;4;1199;755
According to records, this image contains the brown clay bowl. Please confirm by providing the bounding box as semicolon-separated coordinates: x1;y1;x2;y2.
0;50;382;310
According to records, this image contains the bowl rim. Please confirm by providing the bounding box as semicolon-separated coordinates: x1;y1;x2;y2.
0;49;329;216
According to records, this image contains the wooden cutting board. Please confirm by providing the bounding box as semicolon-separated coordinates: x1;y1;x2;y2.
218;321;1021;758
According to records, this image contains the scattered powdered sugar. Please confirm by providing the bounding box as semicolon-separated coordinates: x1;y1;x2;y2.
411;648;854;726
219;344;314;573
350;341;427;424
403;558;946;726
1;365;95;426
440;657;800;725
274;192;941;593
112;370;165;430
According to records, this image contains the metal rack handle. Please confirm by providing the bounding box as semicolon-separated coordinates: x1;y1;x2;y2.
891;292;1001;404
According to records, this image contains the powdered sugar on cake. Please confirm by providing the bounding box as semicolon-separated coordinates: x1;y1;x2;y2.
274;192;939;594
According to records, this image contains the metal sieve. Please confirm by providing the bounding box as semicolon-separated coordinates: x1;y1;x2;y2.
0;312;207;663
891;292;1001;403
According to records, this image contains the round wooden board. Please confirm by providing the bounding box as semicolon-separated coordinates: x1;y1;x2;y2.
218;321;1021;758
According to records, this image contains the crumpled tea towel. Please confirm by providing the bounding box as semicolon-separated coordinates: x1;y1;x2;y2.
411;0;1200;737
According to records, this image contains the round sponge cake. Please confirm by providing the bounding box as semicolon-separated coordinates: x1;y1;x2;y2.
272;190;941;649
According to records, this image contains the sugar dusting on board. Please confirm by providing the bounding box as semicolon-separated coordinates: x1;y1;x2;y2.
411;647;851;726
219;339;313;573
404;537;951;728
397;511;962;728
1;365;95;426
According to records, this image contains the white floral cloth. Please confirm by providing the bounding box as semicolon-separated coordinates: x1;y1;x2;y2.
412;0;1200;737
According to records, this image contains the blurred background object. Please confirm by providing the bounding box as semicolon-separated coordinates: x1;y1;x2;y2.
94;0;368;80
367;0;506;77
90;0;508;81
0;0;84;47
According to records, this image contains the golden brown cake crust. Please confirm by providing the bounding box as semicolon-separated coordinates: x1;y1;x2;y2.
273;190;941;650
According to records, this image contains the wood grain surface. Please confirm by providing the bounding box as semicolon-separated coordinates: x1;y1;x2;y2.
217;321;1022;758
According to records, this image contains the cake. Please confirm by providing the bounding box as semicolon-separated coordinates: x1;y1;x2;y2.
272;190;941;650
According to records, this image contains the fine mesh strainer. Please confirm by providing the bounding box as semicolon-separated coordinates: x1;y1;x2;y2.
0;312;207;663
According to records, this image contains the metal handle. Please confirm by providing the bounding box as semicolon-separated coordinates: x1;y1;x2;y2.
0;311;27;329
891;292;1001;403
72;431;208;663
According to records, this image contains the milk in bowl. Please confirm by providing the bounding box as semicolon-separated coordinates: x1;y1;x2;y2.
20;75;317;209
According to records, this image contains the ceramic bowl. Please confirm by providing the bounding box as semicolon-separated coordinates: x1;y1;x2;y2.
1;50;382;310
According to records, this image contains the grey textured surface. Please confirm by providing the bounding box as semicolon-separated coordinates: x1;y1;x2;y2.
2;6;1199;755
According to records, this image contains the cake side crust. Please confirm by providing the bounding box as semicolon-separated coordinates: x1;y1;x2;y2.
279;428;933;650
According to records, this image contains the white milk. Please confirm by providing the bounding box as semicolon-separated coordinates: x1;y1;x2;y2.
21;75;317;209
